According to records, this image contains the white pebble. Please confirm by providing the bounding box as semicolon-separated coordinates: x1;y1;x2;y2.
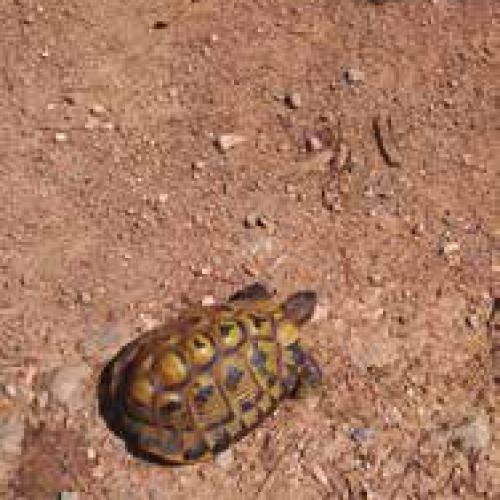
216;134;246;152
90;104;106;116
54;132;67;143
201;295;215;306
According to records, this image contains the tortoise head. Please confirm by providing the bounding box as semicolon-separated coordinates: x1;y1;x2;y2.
277;290;322;390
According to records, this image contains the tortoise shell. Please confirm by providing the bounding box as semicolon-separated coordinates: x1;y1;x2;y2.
100;283;321;465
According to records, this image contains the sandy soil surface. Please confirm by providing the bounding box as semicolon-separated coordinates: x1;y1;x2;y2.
1;0;497;498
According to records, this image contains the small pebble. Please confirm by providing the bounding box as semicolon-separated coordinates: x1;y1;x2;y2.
462;153;475;167
440;241;460;257
348;427;375;443
306;135;323;152
216;134;246;152
23;14;36;24
344;67;365;84
57;492;80;500
158;193;169;204
54;132;67;143
49;363;91;407
368;274;383;286
465;314;480;331
3;384;17;398
452;413;491;452
411;222;425;236
90;104;106;116
214;449;234;469
87;447;97;460
310;464;330;488
285;91;302;109
77;291;92;305
192;160;205;171
311;301;329;323
244;213;259;228
36;390;49;409
201;295;215;306
139;313;161;331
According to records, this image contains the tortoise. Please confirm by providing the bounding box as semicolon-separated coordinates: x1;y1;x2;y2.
99;282;321;465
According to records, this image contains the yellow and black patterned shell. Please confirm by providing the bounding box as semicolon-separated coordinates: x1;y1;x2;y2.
100;283;320;464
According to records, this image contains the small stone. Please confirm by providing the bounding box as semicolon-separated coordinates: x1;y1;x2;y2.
465;314;480;331
452;413;490;452
90;104;106;116
216;134;246;152
36;390;49;409
310;464;330;488
54;132;67;143
139;313;161;331
23;14;36;24
77;291;92;305
3;384;17;398
192;160;205;171
87;447;97;460
443;97;453;108
244;213;259;228
411;222;425;236
256;215;270;228
201;295;215;306
363;186;374;198
311;301;329;324
348;427;375;443
368;274;383;286
49;363;91;407
158;193;168;204
344;67;365;84
58;493;80;500
440;241;460;257
0;414;25;456
167;87;179;99
306;135;323;152
462;153;475;167
285;91;302;109
214;448;233;469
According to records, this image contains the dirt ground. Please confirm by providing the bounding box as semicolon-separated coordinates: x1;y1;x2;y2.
0;0;497;498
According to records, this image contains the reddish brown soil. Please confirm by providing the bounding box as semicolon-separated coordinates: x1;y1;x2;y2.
1;0;497;499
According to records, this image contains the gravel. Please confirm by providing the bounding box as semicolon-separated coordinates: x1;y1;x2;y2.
49;363;92;407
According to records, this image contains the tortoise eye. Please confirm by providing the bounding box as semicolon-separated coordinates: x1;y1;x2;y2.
187;334;215;366
219;321;243;349
249;315;271;336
